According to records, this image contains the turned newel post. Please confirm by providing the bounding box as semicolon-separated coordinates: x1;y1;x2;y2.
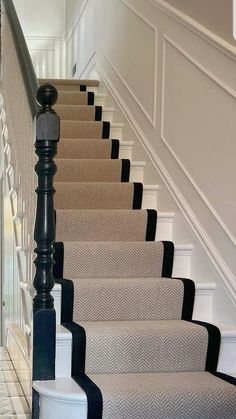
32;84;60;385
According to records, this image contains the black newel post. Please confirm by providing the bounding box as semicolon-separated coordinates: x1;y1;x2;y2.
32;84;60;383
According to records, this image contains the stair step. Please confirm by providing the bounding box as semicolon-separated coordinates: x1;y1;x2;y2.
33;372;236;419
69;277;190;322
39;78;99;90
57;139;119;160
70;319;209;374
60;120;109;139
54;104;102;121
55;209;157;242
55;159;130;183
54;241;173;280
55;182;143;210
57;91;94;106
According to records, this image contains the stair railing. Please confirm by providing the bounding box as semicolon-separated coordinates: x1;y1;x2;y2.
1;0;59;413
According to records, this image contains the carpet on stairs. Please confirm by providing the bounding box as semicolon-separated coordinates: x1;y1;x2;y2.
39;77;236;419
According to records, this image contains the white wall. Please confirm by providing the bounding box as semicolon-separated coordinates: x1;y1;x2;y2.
65;0;236;318
65;0;96;78
13;0;66;78
165;0;236;46
65;0;83;31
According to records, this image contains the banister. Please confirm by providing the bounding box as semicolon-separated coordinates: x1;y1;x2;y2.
2;0;39;117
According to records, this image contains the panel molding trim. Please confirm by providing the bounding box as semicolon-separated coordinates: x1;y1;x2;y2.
100;0;158;127
98;67;236;305
161;35;236;246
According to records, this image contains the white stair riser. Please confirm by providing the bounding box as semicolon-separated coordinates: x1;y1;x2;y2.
118;142;134;160
110;124;124;140
102;108;114;122
155;217;174;241
56;327;72;378
94;94;107;107
192;287;215;322
38;398;87;419
172;247;192;278
129;163;145;182
217;332;236;376
142;186;160;209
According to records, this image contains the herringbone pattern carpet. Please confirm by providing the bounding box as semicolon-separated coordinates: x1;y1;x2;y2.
40;77;236;418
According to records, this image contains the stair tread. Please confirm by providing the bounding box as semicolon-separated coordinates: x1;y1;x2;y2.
71;277;185;322
57;241;171;279
89;371;236;419
39;78;99;86
55;209;156;242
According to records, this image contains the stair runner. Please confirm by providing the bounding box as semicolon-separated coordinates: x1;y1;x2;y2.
40;78;236;419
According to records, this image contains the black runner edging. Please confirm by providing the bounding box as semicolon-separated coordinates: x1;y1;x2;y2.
73;375;103;419
211;371;236;386
53;242;64;279
161;241;174;277
54;209;57;226
133;183;143;209
174;278;195;320
95;106;102;121
55;278;74;323
87;92;94;105
191;320;221;372
121;159;130;182
146;209;157;241
111;139;119;159
63;321;86;375
80;85;86;92
102;121;110;139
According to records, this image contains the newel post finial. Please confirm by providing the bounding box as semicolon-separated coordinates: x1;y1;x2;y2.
32;84;59;386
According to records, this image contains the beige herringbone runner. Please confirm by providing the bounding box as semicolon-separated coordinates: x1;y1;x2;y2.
40;77;236;419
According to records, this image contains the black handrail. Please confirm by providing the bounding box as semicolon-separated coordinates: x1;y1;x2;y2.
2;0;39;117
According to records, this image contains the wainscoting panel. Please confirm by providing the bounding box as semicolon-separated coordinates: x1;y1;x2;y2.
162;37;236;241
98;0;157;126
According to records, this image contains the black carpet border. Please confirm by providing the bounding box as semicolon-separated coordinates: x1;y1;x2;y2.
80;85;86;92
63;321;103;419
53;242;64;279
111;139;119;159
190;320;221;372
161;241;174;277
87;92;94;105
102;121;110;139
133;183;143;209
55;278;74;323
146;209;157;241
95;106;102;121
174;277;195;320
211;371;236;386
121;159;130;182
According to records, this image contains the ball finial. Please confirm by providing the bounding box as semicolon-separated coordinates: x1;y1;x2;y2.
36;84;58;109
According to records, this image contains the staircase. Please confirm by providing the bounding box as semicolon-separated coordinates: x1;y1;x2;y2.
33;78;236;418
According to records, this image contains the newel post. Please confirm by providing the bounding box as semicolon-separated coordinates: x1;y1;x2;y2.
32;84;60;383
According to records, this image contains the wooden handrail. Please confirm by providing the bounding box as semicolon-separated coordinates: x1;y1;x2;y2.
2;0;39;117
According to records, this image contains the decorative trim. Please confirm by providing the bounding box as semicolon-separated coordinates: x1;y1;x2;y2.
65;0;89;42
78;51;96;79
161;37;236;246
148;0;236;60
99;69;236;304
100;48;157;127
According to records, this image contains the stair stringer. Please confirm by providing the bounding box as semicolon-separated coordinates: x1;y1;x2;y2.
93;69;236;328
